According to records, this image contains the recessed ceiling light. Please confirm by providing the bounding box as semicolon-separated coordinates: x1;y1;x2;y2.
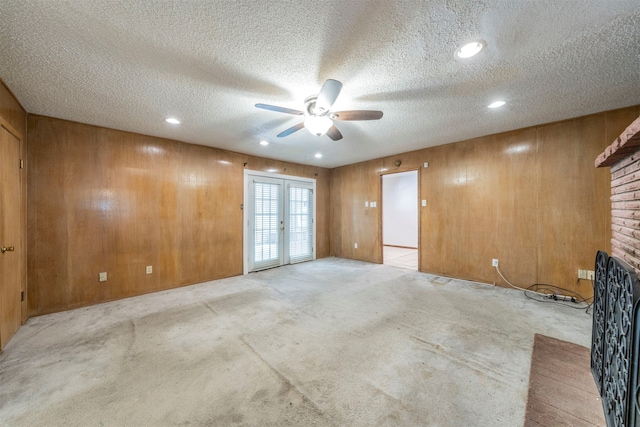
488;101;506;108
314;153;323;158
456;41;485;58
165;118;180;124
259;140;269;146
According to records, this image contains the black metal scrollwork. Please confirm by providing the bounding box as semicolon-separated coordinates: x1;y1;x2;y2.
594;255;640;427
592;251;609;395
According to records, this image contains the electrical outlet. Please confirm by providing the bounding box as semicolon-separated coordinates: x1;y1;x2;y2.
586;270;595;280
492;259;499;267
578;269;586;279
354;243;358;249
99;272;107;282
146;265;152;274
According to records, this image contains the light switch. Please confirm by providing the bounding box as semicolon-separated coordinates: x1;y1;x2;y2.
146;265;152;274
365;201;369;207
371;202;377;207
422;200;427;206
424;162;429;168
99;272;107;282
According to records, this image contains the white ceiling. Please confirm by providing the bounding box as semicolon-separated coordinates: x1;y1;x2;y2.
1;1;639;168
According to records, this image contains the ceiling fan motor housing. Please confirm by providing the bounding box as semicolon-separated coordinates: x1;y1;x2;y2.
304;96;322;116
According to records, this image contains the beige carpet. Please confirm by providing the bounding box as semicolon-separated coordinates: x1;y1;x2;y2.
0;258;592;426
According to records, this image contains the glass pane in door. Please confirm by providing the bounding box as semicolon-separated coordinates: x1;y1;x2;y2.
288;186;313;263
253;182;282;269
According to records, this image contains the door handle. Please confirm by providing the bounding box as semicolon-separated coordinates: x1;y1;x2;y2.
1;246;14;253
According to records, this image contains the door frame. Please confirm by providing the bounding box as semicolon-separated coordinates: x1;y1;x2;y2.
379;168;421;270
243;170;316;275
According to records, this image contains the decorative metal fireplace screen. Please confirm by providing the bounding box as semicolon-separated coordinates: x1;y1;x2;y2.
591;251;640;426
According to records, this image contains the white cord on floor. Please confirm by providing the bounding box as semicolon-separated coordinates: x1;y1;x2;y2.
494;265;552;297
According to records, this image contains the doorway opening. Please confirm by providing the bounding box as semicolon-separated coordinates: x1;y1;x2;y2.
382;170;418;270
243;170;316;274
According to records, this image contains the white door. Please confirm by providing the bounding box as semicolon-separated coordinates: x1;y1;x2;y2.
286;182;314;264
245;172;315;273
250;177;284;271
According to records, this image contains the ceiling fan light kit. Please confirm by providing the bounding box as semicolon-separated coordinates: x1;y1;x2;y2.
255;79;383;141
304;115;333;136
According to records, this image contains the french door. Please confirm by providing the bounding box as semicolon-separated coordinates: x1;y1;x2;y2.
245;172;315;273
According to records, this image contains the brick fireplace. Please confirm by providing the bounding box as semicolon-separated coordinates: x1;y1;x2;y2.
596;115;640;274
592;115;640;426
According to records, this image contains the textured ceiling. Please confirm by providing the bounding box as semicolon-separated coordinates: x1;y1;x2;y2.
1;1;639;168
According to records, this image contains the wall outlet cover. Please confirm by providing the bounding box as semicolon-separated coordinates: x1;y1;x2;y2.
99;272;107;282
492;259;499;267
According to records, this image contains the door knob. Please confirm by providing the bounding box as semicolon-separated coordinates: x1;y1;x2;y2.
1;246;14;253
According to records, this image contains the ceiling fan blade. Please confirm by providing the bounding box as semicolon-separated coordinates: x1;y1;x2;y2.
277;122;305;137
255;103;304;115
314;79;343;114
326;126;343;141
332;110;383;121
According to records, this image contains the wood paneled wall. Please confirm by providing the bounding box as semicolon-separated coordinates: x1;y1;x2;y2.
22;105;640;316
0;81;27;139
331;106;640;297
27;115;330;316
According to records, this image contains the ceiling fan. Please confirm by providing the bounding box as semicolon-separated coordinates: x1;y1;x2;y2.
255;79;383;141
